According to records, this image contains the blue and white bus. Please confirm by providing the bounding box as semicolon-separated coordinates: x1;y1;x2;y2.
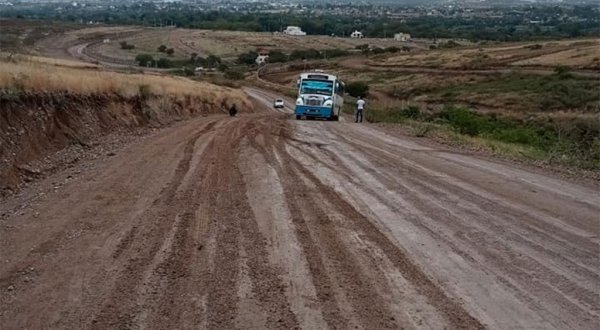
294;71;344;121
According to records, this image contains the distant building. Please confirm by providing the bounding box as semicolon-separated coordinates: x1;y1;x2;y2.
350;30;364;39
394;32;411;42
283;26;307;36
256;49;270;65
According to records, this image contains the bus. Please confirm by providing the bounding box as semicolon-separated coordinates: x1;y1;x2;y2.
294;71;344;121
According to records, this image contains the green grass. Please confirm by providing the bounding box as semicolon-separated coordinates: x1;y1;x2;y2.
389;73;600;112
432;73;599;111
365;104;600;169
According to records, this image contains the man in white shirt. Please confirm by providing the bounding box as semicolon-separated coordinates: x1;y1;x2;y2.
356;96;366;123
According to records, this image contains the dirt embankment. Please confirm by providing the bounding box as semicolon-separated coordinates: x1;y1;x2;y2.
0;90;253;193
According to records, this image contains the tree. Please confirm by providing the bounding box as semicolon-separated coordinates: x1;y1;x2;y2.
190;52;198;62
120;41;135;50
165;48;175;56
346;81;369;98
237;51;258;65
156;58;173;68
135;54;154;67
207;55;222;67
157;45;167;52
217;63;229;72
268;50;288;63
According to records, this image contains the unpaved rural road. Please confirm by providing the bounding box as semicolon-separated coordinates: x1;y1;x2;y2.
1;89;598;329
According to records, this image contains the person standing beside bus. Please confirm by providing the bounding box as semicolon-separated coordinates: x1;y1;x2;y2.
356;96;366;123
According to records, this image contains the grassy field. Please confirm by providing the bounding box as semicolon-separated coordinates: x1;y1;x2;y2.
47;26;422;64
379;39;600;70
0;54;250;107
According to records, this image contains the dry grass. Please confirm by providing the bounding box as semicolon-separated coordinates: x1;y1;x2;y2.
1;53;101;69
0;55;250;106
83;27;417;61
382;38;600;69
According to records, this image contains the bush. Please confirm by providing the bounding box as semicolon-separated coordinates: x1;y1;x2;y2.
439;107;487;136
268;50;288;63
217;63;229;72
400;106;421;119
237;51;258;65
182;67;195;76
157;45;167;52
554;65;573;79
385;46;400;53
289;49;321;61
525;44;543;50
156;58;172;68
135;54;154;67
206;55;222;67
138;84;152;99
323;48;349;58
346;81;370;98
225;69;245;80
119;41;135;50
165;48;175;56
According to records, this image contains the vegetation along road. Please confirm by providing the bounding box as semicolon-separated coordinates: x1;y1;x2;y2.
1;87;598;329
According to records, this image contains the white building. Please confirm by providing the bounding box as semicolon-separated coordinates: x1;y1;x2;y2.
350;30;364;39
255;49;270;65
394;32;412;42
283;26;307;36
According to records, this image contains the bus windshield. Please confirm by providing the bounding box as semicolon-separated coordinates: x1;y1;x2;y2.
300;79;334;96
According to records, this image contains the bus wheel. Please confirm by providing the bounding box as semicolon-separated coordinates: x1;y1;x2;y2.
333;115;339;121
295;115;301;120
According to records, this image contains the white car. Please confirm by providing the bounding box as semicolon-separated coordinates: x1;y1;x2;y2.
273;99;285;108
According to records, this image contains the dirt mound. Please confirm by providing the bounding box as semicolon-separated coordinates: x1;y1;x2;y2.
0;90;253;193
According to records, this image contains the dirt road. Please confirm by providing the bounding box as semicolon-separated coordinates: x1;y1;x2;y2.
1;90;598;329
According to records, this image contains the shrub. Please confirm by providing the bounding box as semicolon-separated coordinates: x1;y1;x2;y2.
182;67;195;76
400;106;421;119
525;44;543;50
157;45;167;52
439;107;487;136
206;55;222;67
385;46;400;53
165;48;175;56
237;51;258;65
225;69;245;80
289;49;321;61
268;50;288;63
135;54;154;67
138;84;152;99
156;58;172;68
554;65;573;79
323;48;349;58
346;81;369;98
119;41;135;50
217;63;229;72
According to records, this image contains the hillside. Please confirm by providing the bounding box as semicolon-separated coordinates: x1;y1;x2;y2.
0;54;253;192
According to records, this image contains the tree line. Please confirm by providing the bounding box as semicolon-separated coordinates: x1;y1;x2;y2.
2;4;598;41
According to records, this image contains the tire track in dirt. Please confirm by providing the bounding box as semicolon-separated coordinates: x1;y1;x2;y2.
199;117;298;329
287;119;598;329
266;127;400;329
90;120;219;328
333;127;600;291
323;137;597;326
281;145;484;329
